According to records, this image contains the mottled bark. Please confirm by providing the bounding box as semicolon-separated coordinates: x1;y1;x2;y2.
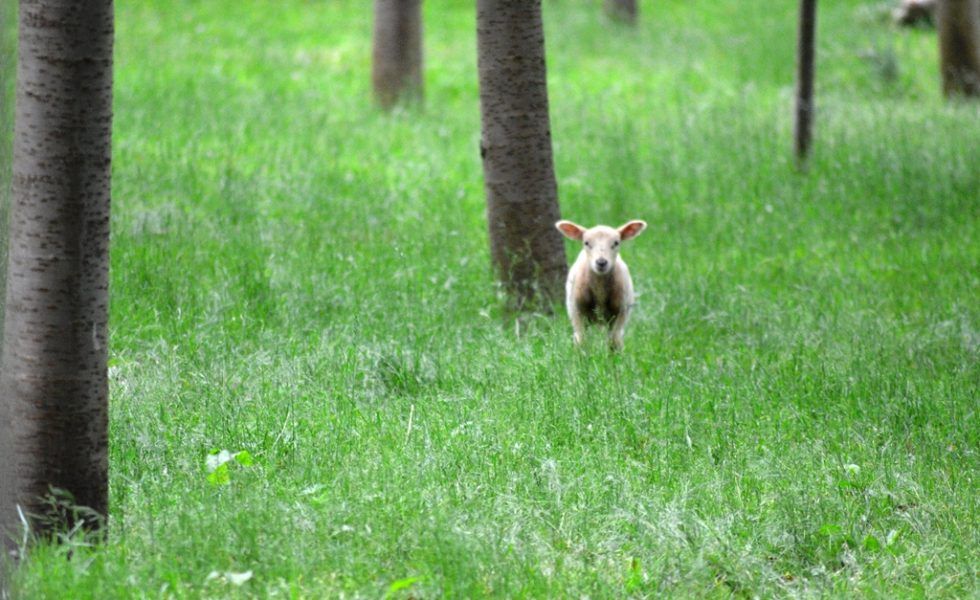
372;0;423;108
605;0;638;24
1;0;113;558
795;0;817;165
937;0;980;97
477;0;566;311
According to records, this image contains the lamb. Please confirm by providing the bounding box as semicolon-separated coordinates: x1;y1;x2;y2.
555;219;647;350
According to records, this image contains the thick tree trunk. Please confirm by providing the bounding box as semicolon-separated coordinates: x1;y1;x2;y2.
372;0;423;108
476;0;566;311
794;0;817;165
605;0;638;24
937;0;980;97
1;0;113;559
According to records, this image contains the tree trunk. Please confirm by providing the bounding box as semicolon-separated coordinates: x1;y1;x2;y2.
937;0;980;97
794;0;817;165
605;0;638;24
1;0;15;329
1;0;113;559
476;0;566;311
372;0;423;108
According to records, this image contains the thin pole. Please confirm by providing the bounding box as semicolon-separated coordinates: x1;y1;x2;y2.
795;0;817;166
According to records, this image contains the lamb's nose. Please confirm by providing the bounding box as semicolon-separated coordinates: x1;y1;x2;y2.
596;258;609;269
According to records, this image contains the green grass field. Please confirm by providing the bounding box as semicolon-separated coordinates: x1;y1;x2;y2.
4;0;979;597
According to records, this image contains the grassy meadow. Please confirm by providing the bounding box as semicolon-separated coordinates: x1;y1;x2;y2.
4;0;980;597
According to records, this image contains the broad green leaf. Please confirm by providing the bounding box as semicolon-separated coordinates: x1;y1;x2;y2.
207;463;230;485
234;451;255;467
386;576;420;597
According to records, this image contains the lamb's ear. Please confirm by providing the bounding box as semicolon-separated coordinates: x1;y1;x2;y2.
555;220;585;241
618;220;647;241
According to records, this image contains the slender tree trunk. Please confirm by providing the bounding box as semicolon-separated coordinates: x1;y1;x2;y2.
477;0;566;311
937;0;980;97
794;0;817;165
372;0;423;108
605;0;638;24
1;0;113;561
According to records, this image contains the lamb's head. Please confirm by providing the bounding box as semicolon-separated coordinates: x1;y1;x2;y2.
555;219;647;275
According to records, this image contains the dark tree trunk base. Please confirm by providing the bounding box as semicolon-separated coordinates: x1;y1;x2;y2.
372;0;424;109
605;0;638;24
938;0;980;97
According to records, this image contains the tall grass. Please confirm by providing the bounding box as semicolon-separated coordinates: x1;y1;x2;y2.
5;0;979;597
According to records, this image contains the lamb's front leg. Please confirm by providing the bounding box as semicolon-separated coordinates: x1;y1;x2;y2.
608;308;631;351
570;309;586;346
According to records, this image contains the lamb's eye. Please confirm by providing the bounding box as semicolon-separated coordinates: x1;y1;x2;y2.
613;241;620;248
584;241;591;248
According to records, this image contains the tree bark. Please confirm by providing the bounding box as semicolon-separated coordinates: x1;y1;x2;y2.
1;0;15;329
794;0;817;165
605;0;638;24
477;0;566;311
937;0;980;97
1;0;113;559
372;0;423;108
